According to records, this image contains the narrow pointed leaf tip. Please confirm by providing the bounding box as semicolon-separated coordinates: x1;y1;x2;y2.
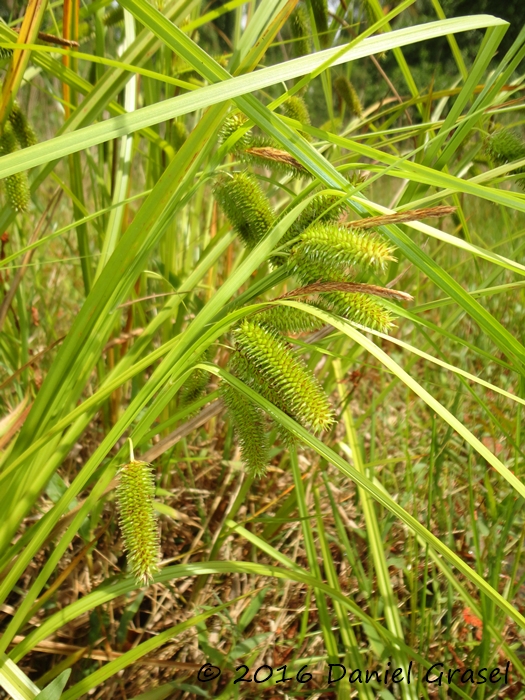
116;460;159;585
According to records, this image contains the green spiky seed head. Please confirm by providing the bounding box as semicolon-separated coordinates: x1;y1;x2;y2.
240;145;307;178
0;123;17;155
234;320;334;432
334;76;363;118
214;172;275;249
180;368;209;407
0;123;30;213
319;291;395;332
220;382;269;477
180;348;212;409
281;96;311;127
0;47;12;60
171;120;187;151
297;194;346;227
309;0;329;46
273;193;347;261
8;103;37;149
4;172;30;213
230;350;293;423
116;460;159;585
219;113;251;150
290;223;396;284
256;304;325;334
290;6;312;58
227;349;297;446
104;6;124;25
484;128;525;175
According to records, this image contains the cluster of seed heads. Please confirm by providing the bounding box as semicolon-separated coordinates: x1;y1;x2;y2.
212;101;406;476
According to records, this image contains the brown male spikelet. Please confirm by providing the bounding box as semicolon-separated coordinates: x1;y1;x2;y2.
116;460;159;585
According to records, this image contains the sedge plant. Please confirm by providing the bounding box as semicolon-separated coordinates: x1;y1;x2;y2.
0;2;524;699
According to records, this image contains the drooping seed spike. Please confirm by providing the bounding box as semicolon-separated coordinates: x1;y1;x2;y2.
103;6;124;26
219;113;251;150
179;349;212;409
485;128;525;188
273;193;347;262
281;96;311;128
290;6;312;58
8;102;37;149
318;291;395;332
334;76;363;118
228;351;300;447
256;303;325;334
214;172;275;249
220;382;269;477
179;368;209;407
308;0;329;47
234;320;334;432
116;460;159;585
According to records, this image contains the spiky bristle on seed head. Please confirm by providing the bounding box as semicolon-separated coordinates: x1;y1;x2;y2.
219;113;251;150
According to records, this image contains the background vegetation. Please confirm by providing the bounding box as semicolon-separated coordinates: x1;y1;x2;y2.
0;0;524;698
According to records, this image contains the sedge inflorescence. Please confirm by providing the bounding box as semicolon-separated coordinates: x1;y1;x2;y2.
290;223;396;283
234;319;334;433
0;102;37;213
218;111;307;179
116;460;159;585
334;76;363;118
214;172;275;249
290;6;312;58
212;107;409;477
484;128;525;189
